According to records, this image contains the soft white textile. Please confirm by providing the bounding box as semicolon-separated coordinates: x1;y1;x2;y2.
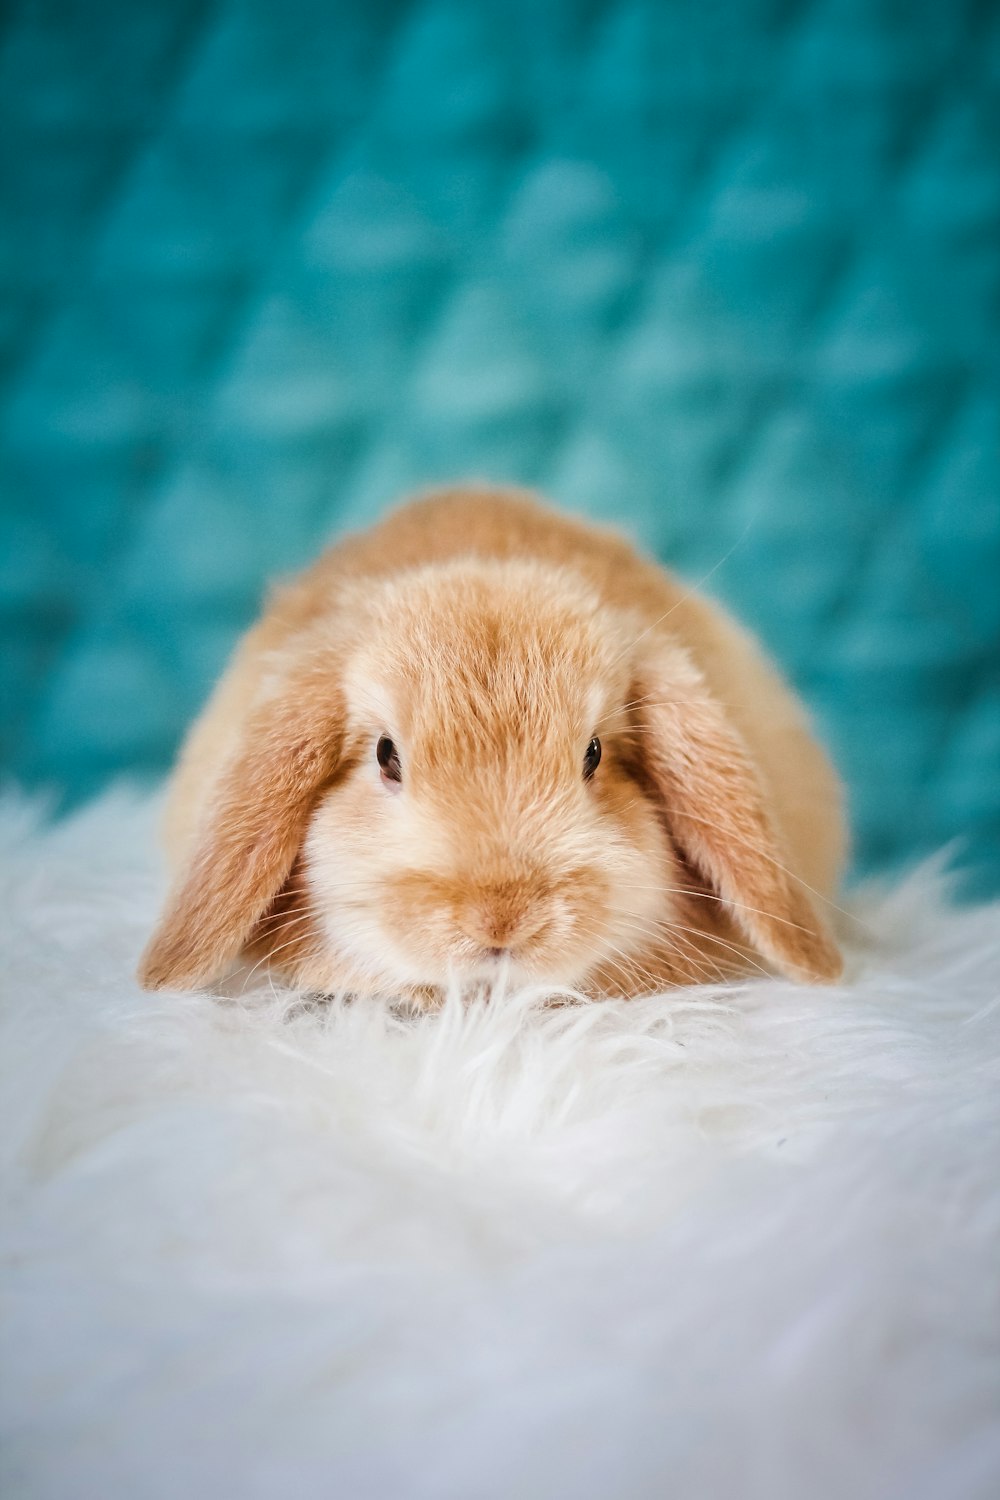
2;793;998;1500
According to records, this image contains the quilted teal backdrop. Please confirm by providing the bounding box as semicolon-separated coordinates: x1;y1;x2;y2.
1;0;998;890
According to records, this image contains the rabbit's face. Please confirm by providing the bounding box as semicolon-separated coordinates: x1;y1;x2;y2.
303;561;672;994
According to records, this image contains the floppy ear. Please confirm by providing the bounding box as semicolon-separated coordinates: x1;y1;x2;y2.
139;662;343;992
632;648;842;983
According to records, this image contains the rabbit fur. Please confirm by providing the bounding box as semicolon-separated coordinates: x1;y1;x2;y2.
139;487;846;1002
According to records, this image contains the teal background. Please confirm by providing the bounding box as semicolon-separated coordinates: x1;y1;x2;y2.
1;0;998;890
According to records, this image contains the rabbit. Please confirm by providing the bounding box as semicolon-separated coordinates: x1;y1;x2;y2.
139;486;846;1003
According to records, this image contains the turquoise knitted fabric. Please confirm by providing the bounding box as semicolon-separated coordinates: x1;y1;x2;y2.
1;0;998;889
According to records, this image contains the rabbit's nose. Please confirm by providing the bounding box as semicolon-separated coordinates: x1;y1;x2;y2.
457;906;520;949
456;884;539;950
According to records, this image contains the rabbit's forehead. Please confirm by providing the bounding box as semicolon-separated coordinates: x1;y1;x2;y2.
346;607;620;747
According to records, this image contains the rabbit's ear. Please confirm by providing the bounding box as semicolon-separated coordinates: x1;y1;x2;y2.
632;647;842;983
139;662;343;992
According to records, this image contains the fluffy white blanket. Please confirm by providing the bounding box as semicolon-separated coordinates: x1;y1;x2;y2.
2;793;999;1500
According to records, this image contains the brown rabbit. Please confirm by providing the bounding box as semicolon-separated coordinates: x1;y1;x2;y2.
139;487;846;1002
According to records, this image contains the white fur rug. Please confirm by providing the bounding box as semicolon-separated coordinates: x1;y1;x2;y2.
2;792;999;1500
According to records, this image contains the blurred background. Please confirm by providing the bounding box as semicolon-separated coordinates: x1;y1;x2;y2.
0;0;997;891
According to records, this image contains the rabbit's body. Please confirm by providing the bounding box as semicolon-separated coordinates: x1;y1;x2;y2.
142;488;845;1001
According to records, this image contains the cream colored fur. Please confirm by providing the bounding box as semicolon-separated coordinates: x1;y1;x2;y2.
140;487;846;999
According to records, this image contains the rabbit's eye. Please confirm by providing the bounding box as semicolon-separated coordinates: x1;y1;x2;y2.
583;736;601;780
377;735;402;784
